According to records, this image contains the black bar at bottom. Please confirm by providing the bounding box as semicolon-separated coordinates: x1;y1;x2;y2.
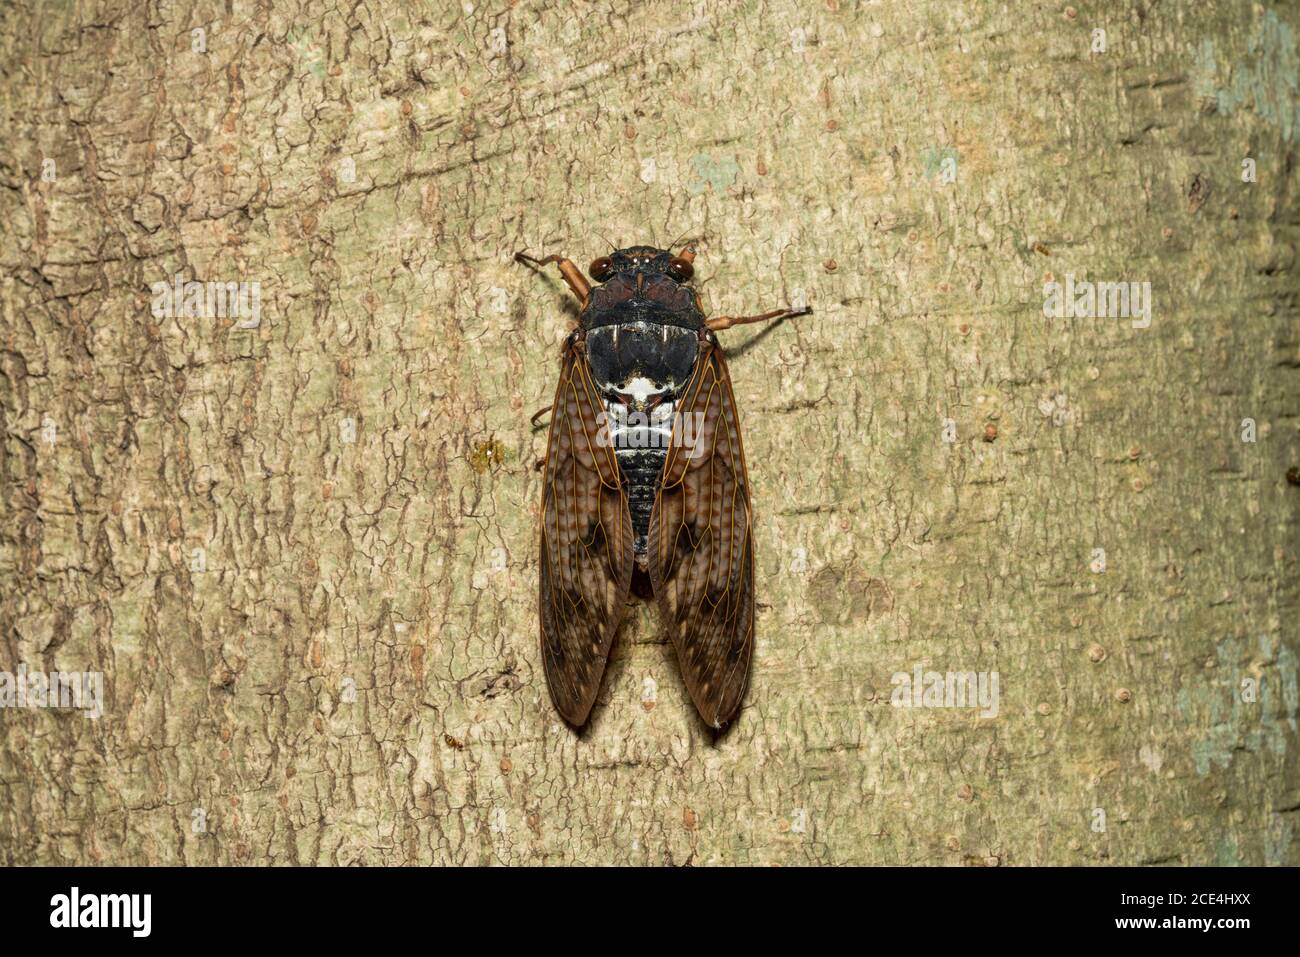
0;865;1285;943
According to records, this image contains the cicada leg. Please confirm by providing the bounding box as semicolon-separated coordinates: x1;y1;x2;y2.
514;251;591;305
705;306;811;332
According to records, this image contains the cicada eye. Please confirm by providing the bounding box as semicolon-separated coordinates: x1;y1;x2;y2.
589;257;614;282
667;256;694;282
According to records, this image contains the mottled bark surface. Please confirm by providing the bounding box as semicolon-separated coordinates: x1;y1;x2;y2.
1;0;1297;865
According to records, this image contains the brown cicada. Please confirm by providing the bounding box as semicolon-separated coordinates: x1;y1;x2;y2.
516;242;808;729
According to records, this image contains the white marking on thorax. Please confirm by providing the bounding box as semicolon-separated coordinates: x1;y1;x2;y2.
622;376;667;405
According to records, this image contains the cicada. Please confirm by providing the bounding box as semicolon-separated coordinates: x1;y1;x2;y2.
517;243;808;729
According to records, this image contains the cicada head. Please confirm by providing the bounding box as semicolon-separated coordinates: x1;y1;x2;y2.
581;244;704;331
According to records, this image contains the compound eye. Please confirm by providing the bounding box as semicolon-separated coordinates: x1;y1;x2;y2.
667;256;694;282
589;257;614;282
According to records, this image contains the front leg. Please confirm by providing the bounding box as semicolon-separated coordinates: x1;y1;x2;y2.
514;250;591;305
705;305;811;332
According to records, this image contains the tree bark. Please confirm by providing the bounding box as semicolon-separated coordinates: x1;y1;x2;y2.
1;0;1297;865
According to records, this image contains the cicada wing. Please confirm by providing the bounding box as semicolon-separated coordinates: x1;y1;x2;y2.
539;339;634;726
648;340;755;729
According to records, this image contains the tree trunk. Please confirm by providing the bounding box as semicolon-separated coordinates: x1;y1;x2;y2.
1;0;1296;865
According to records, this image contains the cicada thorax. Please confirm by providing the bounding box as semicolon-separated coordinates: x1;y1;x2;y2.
580;263;706;584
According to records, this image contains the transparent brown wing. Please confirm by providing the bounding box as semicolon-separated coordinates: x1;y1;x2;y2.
539;336;634;726
647;337;755;728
